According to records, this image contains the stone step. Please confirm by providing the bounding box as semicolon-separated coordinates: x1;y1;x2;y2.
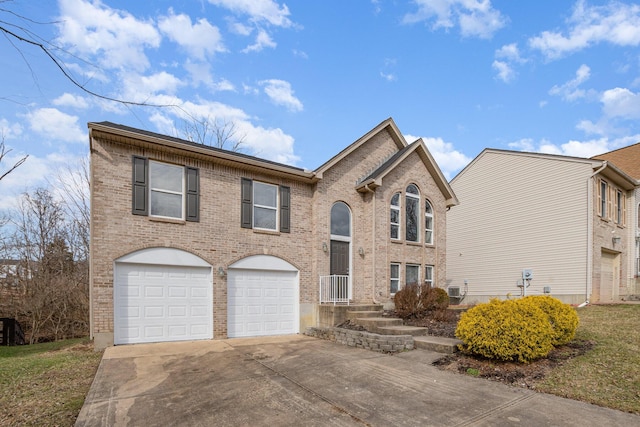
413;336;462;354
346;310;384;320
374;325;429;336
353;317;403;329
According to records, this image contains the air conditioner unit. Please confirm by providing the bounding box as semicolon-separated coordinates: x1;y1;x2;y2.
448;286;460;297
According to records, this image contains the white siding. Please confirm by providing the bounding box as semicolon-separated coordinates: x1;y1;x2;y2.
447;151;593;303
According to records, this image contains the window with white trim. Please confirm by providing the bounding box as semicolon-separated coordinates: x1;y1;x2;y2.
424;265;434;287
615;189;626;225
405;184;420;242
390;192;400;240
390;263;400;294
253;181;278;230
240;178;290;232
598;179;607;219
149;161;184;219
425;200;434;245
406;264;420;287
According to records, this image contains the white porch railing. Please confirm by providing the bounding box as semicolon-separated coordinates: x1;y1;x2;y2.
319;275;350;305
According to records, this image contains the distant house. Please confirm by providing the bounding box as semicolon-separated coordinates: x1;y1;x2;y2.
593;143;640;299
89;118;457;348
446;149;638;305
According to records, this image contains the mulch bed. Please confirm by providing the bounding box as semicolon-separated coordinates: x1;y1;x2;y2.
340;308;596;389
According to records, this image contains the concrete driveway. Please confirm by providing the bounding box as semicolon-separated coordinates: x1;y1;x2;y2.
76;335;639;426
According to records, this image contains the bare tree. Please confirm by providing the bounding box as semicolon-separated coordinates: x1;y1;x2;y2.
10;188;88;343
0;133;28;181
180;116;247;152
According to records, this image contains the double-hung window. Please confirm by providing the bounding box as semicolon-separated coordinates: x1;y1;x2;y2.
241;178;290;232
598;179;608;218
615;189;626;225
390;263;400;294
406;264;420;287
425;200;434;245
424;265;434;287
132;156;199;221
390;193;401;240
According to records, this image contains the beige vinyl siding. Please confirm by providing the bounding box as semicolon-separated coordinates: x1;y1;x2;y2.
447;151;592;303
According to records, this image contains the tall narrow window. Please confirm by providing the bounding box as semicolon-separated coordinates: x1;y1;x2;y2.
405;184;419;242
390;192;400;240
425;200;434;245
390;263;400;294
424;265;434;287
149;161;184;219
599;179;607;218
253;182;278;230
616;190;625;225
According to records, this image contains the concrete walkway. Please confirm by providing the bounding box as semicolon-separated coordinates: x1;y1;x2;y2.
76;335;639;426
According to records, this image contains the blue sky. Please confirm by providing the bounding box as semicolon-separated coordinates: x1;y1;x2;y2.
2;0;640;206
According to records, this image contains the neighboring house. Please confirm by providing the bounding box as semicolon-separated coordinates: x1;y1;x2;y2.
446;149;637;306
89;118;457;348
593;143;640;299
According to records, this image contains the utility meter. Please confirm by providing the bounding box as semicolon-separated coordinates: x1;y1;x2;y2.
522;269;533;280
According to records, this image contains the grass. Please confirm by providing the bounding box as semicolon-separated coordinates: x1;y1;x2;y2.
538;304;640;414
0;338;103;427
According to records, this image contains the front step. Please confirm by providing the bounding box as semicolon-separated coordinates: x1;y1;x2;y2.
346;310;384;320
353;317;402;330
375;325;429;336
413;336;462;354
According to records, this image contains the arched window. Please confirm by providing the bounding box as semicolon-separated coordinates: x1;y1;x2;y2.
405;184;420;242
390;192;401;240
425;200;434;245
330;202;351;237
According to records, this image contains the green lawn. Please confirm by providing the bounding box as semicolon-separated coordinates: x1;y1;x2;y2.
0;338;103;426
538;304;640;414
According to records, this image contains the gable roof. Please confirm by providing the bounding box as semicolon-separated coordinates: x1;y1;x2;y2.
356;138;458;207
592;142;640;180
453;148;637;191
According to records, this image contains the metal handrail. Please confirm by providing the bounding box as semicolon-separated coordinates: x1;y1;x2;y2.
319;275;350;305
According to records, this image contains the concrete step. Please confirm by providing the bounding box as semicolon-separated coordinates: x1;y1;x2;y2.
346;310;384;320
346;304;383;312
413;336;462;354
353;317;403;329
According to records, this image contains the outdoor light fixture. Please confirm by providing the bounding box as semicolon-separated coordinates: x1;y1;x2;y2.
612;236;621;245
218;267;225;277
322;242;328;252
358;247;365;256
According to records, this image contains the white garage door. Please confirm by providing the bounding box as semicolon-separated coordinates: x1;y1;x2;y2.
227;269;298;338
114;263;212;345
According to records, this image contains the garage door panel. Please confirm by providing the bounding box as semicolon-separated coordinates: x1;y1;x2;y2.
114;263;212;345
228;269;297;338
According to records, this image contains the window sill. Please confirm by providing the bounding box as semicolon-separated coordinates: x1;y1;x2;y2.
252;228;281;236
406;241;423;247
149;216;186;225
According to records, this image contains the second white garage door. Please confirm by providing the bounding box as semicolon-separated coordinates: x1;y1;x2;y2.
227;269;298;338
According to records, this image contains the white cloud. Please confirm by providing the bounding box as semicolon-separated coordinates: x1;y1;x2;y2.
52;93;90;109
56;0;161;72
495;43;523;62
0;119;23;140
405;134;471;179
259;80;303;112
549;64;593;101
242;29;277;52
492;60;514;83
508;135;635;159
403;0;507;39
208;0;293;27
158;10;225;59
529;0;640;59
601;87;640;119
508;138;536;152
25;108;86;143
380;72;397;82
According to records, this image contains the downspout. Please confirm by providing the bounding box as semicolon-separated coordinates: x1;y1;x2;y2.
585;161;608;306
363;183;379;304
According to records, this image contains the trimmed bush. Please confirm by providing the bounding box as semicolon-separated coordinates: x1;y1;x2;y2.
455;298;554;363
394;284;449;319
523;296;579;346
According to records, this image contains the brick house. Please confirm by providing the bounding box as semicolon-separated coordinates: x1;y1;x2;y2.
89;118;457;348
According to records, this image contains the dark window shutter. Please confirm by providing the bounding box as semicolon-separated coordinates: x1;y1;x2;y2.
185;166;199;222
132;156;148;215
279;185;290;233
241;178;253;229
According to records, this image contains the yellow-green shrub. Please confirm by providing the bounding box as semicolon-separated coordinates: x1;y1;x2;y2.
523;296;579;346
455;298;554;363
